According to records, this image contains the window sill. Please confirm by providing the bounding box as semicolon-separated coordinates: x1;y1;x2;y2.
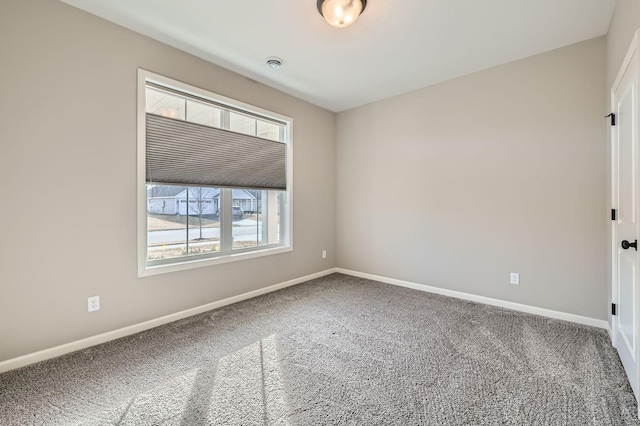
138;245;292;277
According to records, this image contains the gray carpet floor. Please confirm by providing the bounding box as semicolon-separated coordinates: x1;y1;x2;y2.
0;273;638;425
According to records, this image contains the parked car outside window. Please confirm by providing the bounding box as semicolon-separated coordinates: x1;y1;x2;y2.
232;206;244;220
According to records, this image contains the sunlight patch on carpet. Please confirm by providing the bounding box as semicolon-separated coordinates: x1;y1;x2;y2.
208;334;288;425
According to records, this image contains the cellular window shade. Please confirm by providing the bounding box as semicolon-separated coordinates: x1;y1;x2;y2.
146;113;287;190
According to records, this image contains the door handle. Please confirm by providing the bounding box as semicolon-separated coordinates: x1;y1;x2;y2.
622;240;638;251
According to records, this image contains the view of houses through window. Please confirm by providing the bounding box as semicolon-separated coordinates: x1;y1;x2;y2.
146;185;283;261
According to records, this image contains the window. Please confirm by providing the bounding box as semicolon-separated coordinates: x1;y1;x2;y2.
138;69;292;276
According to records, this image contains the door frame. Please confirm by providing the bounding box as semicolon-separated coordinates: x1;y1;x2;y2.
611;28;640;409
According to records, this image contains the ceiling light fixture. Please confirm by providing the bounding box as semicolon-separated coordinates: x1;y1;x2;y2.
317;0;367;28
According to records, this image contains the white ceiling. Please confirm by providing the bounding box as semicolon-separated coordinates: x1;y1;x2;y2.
59;0;617;112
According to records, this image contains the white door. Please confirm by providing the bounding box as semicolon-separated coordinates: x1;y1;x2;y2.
612;30;640;404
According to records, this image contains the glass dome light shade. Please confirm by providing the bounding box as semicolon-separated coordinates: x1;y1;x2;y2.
317;0;367;28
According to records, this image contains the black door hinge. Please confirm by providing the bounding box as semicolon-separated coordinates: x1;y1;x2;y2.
606;113;616;126
612;303;617;316
612;209;617;221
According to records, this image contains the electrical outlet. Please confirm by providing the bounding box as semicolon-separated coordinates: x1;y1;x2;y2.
510;273;520;285
88;296;100;312
322;250;327;259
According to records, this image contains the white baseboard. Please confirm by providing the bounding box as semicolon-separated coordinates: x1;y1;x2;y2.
0;267;609;374
0;269;336;374
335;268;609;330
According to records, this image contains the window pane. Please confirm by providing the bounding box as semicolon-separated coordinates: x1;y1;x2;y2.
186;100;221;128
277;191;283;244
232;190;282;250
229;112;256;136
185;187;221;255
146;184;187;261
232;189;256;250
146;88;185;119
257;120;282;142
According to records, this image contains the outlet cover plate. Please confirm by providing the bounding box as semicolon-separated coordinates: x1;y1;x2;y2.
88;296;100;312
510;273;520;285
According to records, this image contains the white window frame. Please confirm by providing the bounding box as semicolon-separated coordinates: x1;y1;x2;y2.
137;69;293;277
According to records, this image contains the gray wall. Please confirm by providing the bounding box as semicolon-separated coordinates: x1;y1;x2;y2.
0;0;336;362
336;37;607;319
606;0;640;329
0;0;615;364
